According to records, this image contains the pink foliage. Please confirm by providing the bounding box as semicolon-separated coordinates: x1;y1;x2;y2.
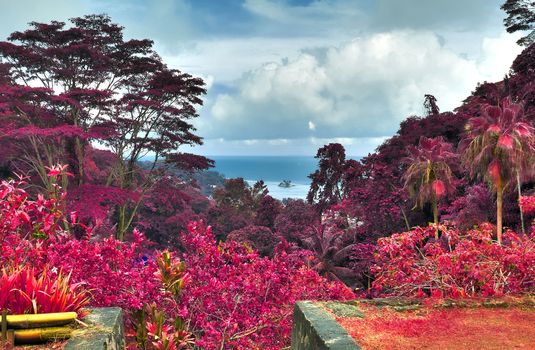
0;176;162;312
372;224;535;298
176;221;354;349
519;195;535;215
45;231;161;310
0;176;353;349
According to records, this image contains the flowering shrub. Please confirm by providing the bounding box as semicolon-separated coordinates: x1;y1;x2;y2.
0;177;64;240
372;224;535;297
0;173;162;313
227;224;280;257
0;266;90;314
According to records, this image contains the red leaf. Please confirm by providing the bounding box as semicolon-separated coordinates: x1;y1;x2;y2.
487;124;501;133
497;134;514;149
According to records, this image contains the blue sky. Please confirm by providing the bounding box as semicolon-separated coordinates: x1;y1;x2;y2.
0;0;523;156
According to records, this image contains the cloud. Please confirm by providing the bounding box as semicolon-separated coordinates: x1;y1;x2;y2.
160;36;337;83
308;121;316;131
195;137;386;156
203;30;521;142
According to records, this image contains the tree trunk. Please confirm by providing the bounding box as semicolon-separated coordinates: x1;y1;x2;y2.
116;205;127;241
432;192;439;239
496;183;503;245
74;136;85;186
400;206;411;231
115;160;135;240
517;171;525;234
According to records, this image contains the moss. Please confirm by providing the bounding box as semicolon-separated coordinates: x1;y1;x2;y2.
321;302;365;318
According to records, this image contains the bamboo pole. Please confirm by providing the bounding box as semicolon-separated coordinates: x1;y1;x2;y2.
7;312;77;329
14;326;72;344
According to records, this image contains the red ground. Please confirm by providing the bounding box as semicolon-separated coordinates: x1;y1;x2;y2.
334;304;535;350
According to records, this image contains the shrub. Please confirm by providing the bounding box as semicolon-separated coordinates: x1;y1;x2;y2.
174;222;354;349
372;224;535;297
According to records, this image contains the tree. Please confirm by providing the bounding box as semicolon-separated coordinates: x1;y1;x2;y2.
462;97;534;244
424;94;440;116
403;136;457;238
274;199;319;243
502;0;535;46
227;225;280;257
307;143;349;212
208;178;268;239
0;15;212;238
300;212;357;286
254;195;282;229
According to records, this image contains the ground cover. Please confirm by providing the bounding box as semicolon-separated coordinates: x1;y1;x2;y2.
323;297;535;350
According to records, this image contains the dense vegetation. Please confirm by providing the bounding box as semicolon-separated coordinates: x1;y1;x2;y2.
0;3;534;349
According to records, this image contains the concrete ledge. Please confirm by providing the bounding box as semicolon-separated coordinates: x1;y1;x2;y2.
291;301;360;350
64;307;125;350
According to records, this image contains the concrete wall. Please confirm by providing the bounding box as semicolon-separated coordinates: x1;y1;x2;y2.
291;301;360;350
65;307;125;350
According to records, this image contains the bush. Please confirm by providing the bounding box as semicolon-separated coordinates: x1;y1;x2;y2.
372;224;535;297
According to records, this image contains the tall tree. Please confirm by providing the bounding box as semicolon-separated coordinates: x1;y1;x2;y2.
403;136;457;238
424;94;440;116
0;15;212;238
502;0;535;46
462;97;534;244
307;143;350;212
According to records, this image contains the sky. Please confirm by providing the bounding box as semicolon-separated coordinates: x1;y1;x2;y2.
0;0;524;156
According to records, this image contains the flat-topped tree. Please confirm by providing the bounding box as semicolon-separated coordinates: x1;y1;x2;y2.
403;136;457;239
462;97;534;244
0;14;211;238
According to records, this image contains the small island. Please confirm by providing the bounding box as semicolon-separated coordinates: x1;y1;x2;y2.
278;180;295;188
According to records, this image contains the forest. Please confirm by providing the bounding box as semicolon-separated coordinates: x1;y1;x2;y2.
0;2;534;349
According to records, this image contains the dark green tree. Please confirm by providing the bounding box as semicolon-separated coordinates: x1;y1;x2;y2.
502;0;535;46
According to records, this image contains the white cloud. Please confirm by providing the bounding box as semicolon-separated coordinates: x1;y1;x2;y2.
205;30;521;142
308;121;316;131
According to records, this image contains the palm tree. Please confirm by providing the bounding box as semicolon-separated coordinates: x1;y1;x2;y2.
301;215;356;285
462;97;534;244
403;136;457;239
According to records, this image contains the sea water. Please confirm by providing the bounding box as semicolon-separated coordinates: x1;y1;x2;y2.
211;156;317;200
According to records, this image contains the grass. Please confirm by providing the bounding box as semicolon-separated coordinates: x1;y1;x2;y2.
325;297;535;350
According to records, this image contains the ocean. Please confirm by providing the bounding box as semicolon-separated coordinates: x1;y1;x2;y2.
210;156;317;200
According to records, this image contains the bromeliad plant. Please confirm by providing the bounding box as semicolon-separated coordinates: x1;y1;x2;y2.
0;266;90;314
131;251;194;350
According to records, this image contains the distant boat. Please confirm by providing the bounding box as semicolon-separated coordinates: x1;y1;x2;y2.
278;180;295;188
